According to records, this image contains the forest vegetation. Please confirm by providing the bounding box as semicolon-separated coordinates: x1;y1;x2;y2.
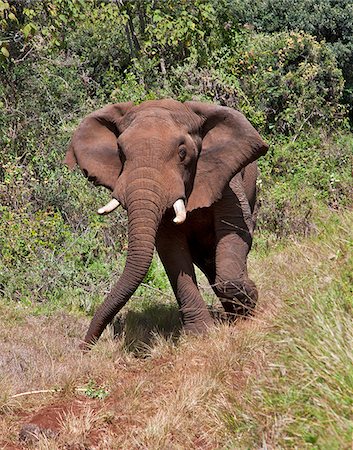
0;0;352;447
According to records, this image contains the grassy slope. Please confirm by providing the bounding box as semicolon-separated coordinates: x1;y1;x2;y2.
0;208;352;449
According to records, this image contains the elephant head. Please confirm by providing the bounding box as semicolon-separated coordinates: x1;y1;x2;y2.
65;99;268;347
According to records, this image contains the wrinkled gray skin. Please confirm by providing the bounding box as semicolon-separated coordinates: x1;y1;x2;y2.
65;99;268;349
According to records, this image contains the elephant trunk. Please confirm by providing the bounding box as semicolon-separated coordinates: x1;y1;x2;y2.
82;168;166;347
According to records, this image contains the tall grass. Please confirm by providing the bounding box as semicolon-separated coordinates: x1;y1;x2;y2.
227;211;353;448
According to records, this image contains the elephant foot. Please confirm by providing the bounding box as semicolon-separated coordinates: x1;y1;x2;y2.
222;290;258;319
79;339;95;353
221;298;256;320
182;309;214;335
214;278;258;320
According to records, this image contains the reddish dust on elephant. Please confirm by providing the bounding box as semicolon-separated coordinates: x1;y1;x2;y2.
11;99;268;446
64;99;268;348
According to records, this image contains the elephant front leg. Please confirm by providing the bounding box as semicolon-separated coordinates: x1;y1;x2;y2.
156;224;213;334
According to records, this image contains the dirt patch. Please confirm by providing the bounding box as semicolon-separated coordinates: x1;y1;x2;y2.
0;299;275;448
11;399;95;446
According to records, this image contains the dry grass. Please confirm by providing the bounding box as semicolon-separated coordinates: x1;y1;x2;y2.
0;210;351;449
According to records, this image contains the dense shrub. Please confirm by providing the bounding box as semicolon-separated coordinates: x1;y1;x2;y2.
223;31;345;134
257;132;353;238
224;0;353;113
160;31;345;134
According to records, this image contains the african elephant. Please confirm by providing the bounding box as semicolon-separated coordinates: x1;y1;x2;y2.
64;99;268;349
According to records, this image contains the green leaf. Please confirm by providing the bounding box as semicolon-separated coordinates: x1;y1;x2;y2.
22;23;33;38
0;2;10;13
1;46;9;57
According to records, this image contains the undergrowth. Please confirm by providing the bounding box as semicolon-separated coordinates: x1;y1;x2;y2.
228;210;353;449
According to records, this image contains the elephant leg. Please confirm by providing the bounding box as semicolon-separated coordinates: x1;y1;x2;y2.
156;223;213;333
213;234;258;318
213;184;258;319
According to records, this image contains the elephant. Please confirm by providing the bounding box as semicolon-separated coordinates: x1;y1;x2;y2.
64;99;268;349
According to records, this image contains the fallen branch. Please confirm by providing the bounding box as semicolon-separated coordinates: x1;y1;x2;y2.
11;389;57;399
11;387;87;399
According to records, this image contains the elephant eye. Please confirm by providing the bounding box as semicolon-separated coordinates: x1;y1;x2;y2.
178;146;187;161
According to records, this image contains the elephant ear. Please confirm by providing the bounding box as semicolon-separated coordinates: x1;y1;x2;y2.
64;102;133;190
185;101;268;211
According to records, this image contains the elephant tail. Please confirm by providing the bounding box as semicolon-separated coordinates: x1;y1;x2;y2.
63;144;77;170
229;174;255;237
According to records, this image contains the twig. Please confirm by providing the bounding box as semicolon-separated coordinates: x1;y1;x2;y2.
11;389;57;398
292;110;314;142
11;387;88;399
221;219;251;235
13;46;34;64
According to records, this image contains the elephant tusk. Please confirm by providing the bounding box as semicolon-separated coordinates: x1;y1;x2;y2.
173;199;186;224
97;198;120;215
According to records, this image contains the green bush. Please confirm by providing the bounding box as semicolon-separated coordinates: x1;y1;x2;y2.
224;0;353;114
257;131;353;237
223;31;345;134
0;202;127;313
150;30;345;135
